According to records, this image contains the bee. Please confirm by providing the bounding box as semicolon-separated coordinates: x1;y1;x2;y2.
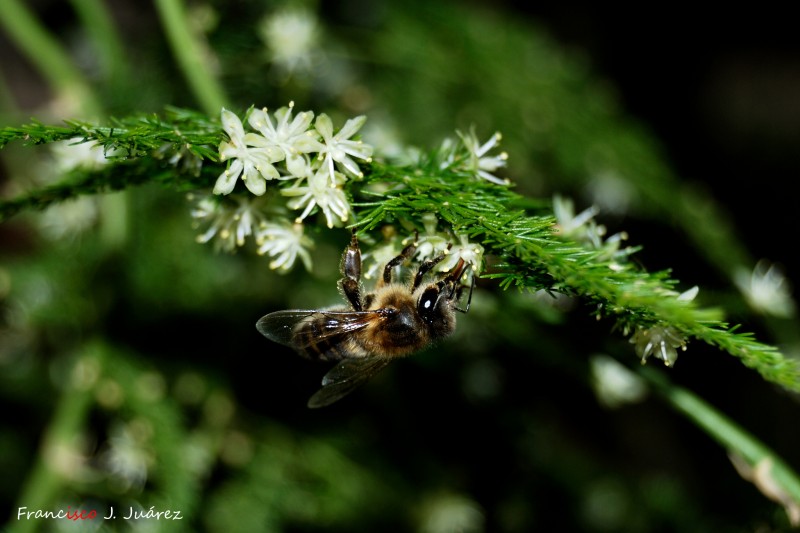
256;232;473;408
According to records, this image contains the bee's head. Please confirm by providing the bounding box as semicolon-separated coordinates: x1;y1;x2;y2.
415;258;473;338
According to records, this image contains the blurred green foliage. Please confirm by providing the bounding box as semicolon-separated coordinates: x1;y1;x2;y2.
2;1;799;532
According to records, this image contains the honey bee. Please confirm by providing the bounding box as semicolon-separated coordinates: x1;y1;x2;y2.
256;232;473;408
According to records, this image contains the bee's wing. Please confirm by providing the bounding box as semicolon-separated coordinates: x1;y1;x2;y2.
307;357;393;408
256;309;377;349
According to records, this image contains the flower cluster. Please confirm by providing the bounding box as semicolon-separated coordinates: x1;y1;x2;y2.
190;193;268;253
197;103;372;272
189;192;314;272
214;103;372;228
201;106;499;276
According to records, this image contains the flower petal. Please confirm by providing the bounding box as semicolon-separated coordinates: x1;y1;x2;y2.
213;160;243;195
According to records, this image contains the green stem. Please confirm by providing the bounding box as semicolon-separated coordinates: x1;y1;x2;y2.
69;0;129;91
8;345;103;533
642;367;800;504
0;0;101;118
153;0;228;115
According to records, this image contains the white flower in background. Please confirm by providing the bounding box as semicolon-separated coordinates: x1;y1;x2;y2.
734;260;796;318
456;128;509;185
39;138;117;239
282;167;351;228
190;193;267;252
51;137;117;172
247;102;323;163
629;325;687;367
315;113;373;182
553;194;629;263
259;8;319;75
38;197;99;240
586;169;635;215
553;194;599;240
101;420;153;492
256;220;313;272
419;493;484;533
214;108;282;196
590;354;648;408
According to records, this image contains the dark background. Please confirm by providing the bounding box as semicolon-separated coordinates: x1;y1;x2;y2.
523;6;800;280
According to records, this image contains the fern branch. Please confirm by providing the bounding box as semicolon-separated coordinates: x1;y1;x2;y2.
354;165;800;393
2;110;798;395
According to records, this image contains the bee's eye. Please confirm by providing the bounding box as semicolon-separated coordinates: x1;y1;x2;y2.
418;287;440;322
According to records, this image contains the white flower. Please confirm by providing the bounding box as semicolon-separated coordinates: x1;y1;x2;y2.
586;170;634;215
414;234;451;263
734;260;796;318
362;241;404;280
419;493;484;533
101;420;153;492
678;285;700;302
553;194;629;263
438;234;484;275
553;194;600;240
190;193;267;252
282;167;351;228
590;354;648;408
259;8;319;75
38;197;98;240
52;137;114;172
629;325;687;367
256;220;313;272
457;128;509;185
315;113;373;182
247;103;323;164
214;108;282;196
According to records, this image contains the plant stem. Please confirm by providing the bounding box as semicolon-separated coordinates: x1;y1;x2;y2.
8;345;103;533
642;367;800;505
0;0;101;118
153;0;228;115
69;0;129;91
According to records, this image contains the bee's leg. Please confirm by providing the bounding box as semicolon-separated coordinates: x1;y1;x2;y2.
412;243;452;290
382;238;417;285
444;259;473;313
340;231;363;311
